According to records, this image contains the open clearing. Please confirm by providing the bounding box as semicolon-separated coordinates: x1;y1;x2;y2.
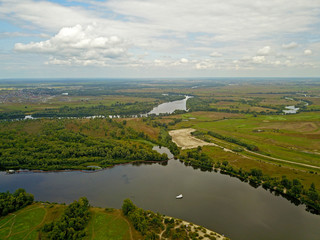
169;128;217;149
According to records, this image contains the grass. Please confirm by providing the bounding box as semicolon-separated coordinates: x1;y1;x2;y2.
0;204;142;240
0;95;157;113
173;111;320;191
85;208;141;240
200;145;320;191
122;118;160;140
175;112;320;168
0;204;47;240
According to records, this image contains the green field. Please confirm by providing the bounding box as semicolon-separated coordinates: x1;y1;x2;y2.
174;111;320;168
0;204;47;240
0;203;142;240
85;208;135;240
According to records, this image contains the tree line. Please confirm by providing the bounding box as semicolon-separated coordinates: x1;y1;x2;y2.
179;147;320;213
0;119;168;170
0;188;34;217
41;197;90;239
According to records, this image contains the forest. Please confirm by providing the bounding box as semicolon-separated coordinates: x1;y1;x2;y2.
0;118;168;170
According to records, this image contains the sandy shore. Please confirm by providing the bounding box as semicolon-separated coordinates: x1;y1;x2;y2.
160;216;229;240
169;128;217;149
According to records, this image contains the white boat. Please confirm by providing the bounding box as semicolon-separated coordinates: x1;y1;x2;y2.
176;194;183;199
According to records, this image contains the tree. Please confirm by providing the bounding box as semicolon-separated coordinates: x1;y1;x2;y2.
122;199;136;215
308;183;319;202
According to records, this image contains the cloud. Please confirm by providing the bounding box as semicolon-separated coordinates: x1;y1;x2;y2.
14;24;128;65
1;0;320;76
257;46;271;56
282;42;298;49
304;49;312;55
210;51;222;57
0;32;50;39
252;56;266;63
180;58;189;63
195;59;215;69
0;0;98;32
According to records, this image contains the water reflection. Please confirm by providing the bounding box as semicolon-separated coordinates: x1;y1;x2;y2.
1;157;320;240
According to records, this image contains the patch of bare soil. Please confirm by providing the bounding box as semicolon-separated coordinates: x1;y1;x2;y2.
169;128;217;149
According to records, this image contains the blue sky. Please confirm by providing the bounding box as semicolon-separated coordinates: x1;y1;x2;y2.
0;0;319;78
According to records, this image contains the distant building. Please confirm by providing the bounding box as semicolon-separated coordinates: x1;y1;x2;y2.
62;93;69;96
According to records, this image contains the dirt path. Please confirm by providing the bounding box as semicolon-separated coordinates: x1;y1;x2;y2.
1;205;44;239
122;216;133;240
22;206;48;240
0;214;15;229
243;148;320;170
4;214;16;239
169;128;217;149
159;216;227;240
170;128;320;170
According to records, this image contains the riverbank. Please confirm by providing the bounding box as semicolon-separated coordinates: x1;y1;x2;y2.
0;201;229;240
171;128;320;214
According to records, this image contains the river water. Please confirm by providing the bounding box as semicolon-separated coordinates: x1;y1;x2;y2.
1;148;320;240
2;97;320;239
148;96;192;115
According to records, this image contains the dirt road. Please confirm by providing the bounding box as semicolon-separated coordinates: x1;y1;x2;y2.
169;128;320;170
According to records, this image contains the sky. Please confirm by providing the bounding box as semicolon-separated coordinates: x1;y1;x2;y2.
0;0;319;78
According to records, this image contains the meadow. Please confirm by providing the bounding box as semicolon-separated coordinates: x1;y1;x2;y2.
0;203;141;240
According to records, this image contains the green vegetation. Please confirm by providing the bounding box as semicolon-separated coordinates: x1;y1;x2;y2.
85;207;134;240
0;189;34;217
0;189;223;240
205;131;258;151
122;199;226;240
0;118;168;170
178;140;320;212
41;197;90;239
0;79;186;119
0;204;47;240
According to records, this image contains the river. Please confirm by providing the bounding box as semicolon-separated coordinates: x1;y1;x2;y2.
148;95;192;115
2;96;320;239
0;147;320;240
20;95;191;120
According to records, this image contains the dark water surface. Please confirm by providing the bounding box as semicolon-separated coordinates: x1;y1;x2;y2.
1;148;319;240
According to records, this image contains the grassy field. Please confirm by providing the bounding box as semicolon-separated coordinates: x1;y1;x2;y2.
85;208;141;240
166;111;320;191
174;111;320;166
0;95;157;113
0;203;65;240
0;203;142;240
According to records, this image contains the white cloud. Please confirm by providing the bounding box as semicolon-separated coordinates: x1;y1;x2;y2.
210;51;222;57
1;0;320;76
180;58;189;63
195;60;215;69
257;46;271;56
14;24;128;66
304;49;312;55
252;56;266;63
282;42;298;49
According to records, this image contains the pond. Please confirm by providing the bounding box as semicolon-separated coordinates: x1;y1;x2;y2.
1;147;319;240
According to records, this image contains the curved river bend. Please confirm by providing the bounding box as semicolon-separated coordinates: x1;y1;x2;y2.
0;147;320;240
1;97;320;239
